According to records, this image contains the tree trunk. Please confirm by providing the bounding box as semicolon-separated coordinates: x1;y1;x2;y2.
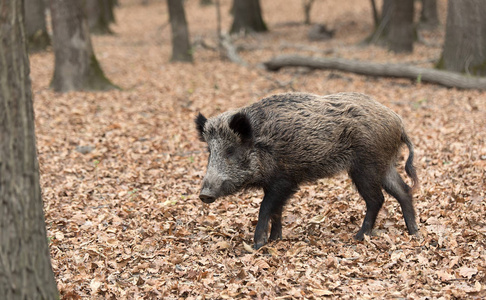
50;0;117;92
366;0;393;44
388;0;414;53
419;0;439;30
0;0;59;298
103;0;117;24
370;0;379;27
24;0;50;52
230;0;267;34
366;0;414;53
168;0;193;62
439;0;486;76
303;0;315;25
200;0;213;6
86;0;114;34
264;55;486;90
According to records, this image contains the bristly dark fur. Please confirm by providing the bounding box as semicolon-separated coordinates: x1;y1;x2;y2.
195;92;419;249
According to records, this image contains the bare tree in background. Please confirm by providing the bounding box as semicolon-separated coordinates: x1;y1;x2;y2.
303;0;316;25
387;0;414;53
366;0;393;44
50;0;117;92
200;0;213;6
230;0;267;34
0;0;59;298
24;0;50;51
419;0;439;30
366;0;414;53
439;0;486;76
86;0;116;34
168;0;193;62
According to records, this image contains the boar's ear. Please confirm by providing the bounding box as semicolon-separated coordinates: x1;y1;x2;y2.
229;112;252;141
195;113;207;141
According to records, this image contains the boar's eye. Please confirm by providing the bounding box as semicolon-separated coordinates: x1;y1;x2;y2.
225;146;236;158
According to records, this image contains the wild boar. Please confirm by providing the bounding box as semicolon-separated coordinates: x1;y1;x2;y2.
195;92;419;249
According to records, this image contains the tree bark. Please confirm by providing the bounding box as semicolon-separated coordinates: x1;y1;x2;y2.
0;0;59;298
50;0;117;92
24;0;50;52
370;0;379;27
103;0;117;24
86;0;115;35
366;0;414;53
366;0;393;44
230;0;267;34
303;0;315;25
439;0;486;76
200;0;213;6
264;55;486;90
419;0;439;30
167;0;193;62
388;0;414;53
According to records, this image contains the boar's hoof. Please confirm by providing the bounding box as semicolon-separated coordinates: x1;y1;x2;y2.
199;194;216;203
254;240;267;250
269;230;282;241
407;224;419;235
254;235;268;250
353;231;367;241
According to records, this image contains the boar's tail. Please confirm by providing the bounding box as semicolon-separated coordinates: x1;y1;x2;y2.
402;132;419;192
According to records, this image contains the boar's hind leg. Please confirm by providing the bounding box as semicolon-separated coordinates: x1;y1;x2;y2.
382;167;418;235
254;180;297;250
269;205;284;241
349;168;385;241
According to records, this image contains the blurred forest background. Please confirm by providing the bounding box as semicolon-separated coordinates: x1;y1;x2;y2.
1;0;485;298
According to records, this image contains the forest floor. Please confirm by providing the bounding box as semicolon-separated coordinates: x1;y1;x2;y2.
30;0;486;299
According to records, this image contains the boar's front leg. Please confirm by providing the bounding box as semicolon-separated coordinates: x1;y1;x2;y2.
254;179;297;250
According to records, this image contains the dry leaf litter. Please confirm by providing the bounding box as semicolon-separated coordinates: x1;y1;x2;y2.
29;0;485;298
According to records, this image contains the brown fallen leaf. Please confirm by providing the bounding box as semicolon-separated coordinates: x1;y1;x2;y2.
215;240;231;250
437;269;455;282
309;287;333;296
242;241;254;253
458;265;478;279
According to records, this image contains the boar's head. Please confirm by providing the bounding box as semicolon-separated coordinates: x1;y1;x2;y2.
195;112;259;203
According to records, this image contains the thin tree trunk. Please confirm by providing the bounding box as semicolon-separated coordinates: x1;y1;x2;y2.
86;0;114;34
0;0;59;298
439;0;486;76
264;55;486;90
365;0;414;52
103;0;117;24
200;0;213;6
370;0;379;27
419;0;439;30
303;0;315;25
366;0;393;44
230;0;267;34
168;0;193;62
24;0;50;51
50;0;117;92
388;0;414;53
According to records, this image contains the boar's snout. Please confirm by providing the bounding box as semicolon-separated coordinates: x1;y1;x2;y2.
199;189;216;203
199;175;234;203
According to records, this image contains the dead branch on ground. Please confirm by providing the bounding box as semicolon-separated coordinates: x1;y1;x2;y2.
264;55;486;90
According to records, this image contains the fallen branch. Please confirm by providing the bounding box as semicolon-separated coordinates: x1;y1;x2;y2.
264;55;486;90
